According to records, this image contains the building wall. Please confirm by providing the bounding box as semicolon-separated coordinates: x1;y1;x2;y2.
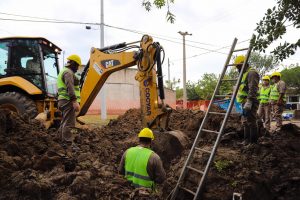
87;68;176;115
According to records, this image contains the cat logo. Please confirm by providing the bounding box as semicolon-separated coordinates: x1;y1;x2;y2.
100;59;120;68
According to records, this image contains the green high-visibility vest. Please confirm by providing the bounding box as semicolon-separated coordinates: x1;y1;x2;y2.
57;67;81;103
259;86;271;104
237;67;258;103
269;83;286;102
125;146;154;189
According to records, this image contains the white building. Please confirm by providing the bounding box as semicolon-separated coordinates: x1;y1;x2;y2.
86;68;176;115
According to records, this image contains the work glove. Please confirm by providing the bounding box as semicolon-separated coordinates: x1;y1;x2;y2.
242;99;252;116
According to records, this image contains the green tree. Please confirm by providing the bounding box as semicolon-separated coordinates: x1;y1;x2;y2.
185;73;234;100
252;0;300;61
176;73;218;101
281;64;300;93
197;73;218;100
176;87;183;99
186;81;201;100
219;68;239;95
142;0;175;23
248;52;279;75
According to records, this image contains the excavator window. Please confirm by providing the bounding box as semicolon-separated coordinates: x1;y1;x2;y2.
0;41;9;76
41;44;59;95
4;39;44;89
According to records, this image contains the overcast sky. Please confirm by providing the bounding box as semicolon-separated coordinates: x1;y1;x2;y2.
0;0;299;84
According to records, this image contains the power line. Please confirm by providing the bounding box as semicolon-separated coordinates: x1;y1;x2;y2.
0;16;228;54
103;23;218;47
103;24;227;54
0;13;247;56
0;12;68;22
0;17;99;25
0;13;260;70
171;39;251;62
0;11;221;47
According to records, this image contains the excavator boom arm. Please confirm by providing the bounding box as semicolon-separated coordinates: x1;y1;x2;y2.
78;49;137;116
78;35;170;130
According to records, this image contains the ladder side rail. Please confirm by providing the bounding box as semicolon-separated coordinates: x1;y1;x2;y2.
211;37;238;101
170;38;238;200
230;45;253;108
194;59;245;199
194;45;253;199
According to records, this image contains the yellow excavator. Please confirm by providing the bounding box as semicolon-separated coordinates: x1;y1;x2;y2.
0;35;186;143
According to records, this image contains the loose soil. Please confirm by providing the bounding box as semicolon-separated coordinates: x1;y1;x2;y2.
0;108;299;200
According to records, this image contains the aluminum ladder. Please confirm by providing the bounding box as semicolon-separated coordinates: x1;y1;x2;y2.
170;38;253;200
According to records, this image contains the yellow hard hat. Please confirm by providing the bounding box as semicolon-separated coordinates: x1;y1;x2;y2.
138;128;154;140
234;55;245;65
270;72;281;78
67;54;82;66
262;75;270;81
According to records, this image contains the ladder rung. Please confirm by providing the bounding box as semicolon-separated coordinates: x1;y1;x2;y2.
233;47;248;52
215;95;231;98
187;166;204;174
209;111;226;116
227;63;239;67
179;186;196;196
222;79;237;82
202;129;219;134
195;147;211;154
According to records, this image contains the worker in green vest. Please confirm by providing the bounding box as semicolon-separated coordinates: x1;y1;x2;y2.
118;128;166;191
270;72;286;131
235;55;260;144
57;54;81;149
257;76;271;131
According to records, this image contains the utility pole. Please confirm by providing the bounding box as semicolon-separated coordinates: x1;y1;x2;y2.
168;58;171;89
100;0;107;119
62;50;65;70
178;31;192;109
100;0;104;48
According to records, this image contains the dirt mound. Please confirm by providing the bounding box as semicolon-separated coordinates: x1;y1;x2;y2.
162;123;300;200
0;108;299;200
0;110;135;200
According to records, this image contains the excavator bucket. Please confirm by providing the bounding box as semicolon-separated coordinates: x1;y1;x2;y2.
167;130;189;147
152;129;188;164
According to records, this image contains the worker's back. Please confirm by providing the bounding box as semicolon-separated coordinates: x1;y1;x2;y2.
125;146;154;189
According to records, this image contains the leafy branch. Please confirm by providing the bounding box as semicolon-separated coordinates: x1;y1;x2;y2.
252;0;300;61
142;0;175;23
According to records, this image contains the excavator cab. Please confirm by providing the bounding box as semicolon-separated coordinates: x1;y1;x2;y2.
0;37;61;95
0;37;61;119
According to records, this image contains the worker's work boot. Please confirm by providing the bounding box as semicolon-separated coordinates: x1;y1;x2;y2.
242;126;250;145
250;127;258;144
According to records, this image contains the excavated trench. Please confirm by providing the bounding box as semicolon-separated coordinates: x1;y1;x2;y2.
0;108;299;200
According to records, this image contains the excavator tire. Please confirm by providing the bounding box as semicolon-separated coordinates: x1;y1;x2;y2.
0;91;38;119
